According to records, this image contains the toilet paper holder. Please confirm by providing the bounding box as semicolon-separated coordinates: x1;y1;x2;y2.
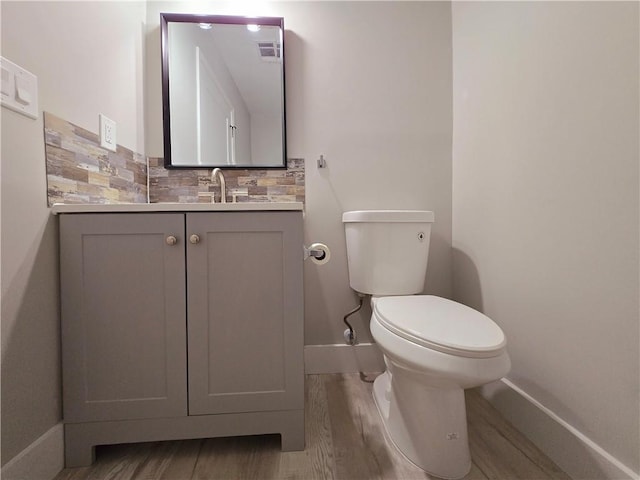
303;244;326;261
303;243;331;265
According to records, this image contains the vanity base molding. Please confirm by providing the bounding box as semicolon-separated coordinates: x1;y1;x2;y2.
65;409;304;467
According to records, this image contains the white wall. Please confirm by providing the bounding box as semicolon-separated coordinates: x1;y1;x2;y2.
451;2;639;478
1;1;451;466
146;1;454;345
1;0;146;466
4;1;638;478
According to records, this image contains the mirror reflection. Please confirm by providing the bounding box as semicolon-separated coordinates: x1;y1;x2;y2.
161;14;286;168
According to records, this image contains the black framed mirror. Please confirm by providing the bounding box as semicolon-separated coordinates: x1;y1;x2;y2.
161;13;286;169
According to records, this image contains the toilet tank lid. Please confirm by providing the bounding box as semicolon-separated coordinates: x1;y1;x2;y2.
342;210;435;223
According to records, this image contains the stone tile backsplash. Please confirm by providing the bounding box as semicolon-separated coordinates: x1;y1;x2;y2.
148;157;305;204
44;112;147;205
44;112;305;206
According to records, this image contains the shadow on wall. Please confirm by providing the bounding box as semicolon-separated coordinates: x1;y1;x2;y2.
424;231;454;299
451;248;483;312
457;246;625;479
1;215;62;465
303;246;375;345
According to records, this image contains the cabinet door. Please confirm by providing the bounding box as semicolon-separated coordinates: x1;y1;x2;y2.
186;211;304;415
60;213;187;423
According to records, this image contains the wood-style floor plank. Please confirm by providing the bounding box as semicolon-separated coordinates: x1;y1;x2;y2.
138;439;202;480
324;374;385;479
54;374;570;480
339;373;430;480
466;389;572;480
191;435;281;480
78;442;152;480
126;441;178;479
277;374;336;480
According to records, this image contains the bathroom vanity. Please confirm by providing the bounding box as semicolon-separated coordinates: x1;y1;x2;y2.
54;203;304;467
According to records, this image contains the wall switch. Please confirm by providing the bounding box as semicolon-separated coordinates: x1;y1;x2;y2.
99;114;117;152
1;67;12;96
15;76;32;105
0;56;38;119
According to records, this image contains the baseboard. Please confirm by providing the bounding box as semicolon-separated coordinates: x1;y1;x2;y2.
1;423;64;480
482;379;639;480
304;343;385;374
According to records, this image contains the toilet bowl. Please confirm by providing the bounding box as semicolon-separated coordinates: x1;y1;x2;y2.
370;295;510;479
342;210;510;480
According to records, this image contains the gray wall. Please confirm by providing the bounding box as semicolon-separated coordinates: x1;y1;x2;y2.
1;0;452;465
1;1;146;465
451;1;639;476
145;1;454;345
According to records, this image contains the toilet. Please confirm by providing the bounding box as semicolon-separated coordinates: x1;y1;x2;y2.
343;210;510;480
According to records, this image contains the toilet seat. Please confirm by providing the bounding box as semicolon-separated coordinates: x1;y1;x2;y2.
373;295;506;358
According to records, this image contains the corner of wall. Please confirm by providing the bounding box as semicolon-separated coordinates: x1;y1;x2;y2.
1;423;64;480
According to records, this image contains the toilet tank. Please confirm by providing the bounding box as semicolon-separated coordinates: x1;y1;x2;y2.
342;210;435;295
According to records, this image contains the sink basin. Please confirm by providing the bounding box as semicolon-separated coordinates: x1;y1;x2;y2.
50;202;303;214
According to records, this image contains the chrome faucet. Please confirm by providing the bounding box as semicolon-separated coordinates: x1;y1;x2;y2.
211;168;226;203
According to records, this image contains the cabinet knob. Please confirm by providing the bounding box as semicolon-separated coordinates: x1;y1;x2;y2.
166;235;178;246
189;234;200;245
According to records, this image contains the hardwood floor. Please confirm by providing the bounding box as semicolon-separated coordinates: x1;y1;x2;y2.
55;374;571;480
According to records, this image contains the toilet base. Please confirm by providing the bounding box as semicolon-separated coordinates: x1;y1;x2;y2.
373;369;471;480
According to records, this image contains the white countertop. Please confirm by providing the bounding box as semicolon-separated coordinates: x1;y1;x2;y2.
51;202;304;214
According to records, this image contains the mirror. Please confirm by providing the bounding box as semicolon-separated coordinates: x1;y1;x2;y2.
161;13;286;169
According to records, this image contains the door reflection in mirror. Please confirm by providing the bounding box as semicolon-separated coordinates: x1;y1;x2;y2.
161;14;286;169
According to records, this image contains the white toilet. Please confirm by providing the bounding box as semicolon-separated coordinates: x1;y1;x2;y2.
343;210;510;480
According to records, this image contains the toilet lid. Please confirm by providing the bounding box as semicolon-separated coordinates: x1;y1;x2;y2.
373;295;507;358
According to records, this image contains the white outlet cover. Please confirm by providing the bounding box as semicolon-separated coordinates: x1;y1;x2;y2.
99;114;117;152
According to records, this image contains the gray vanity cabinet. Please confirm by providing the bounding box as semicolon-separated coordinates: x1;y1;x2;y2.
60;213;188;423
59;210;304;467
186;212;304;415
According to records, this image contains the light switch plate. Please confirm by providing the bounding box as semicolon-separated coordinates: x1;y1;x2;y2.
1;66;12;96
99;114;117;152
0;56;38;120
